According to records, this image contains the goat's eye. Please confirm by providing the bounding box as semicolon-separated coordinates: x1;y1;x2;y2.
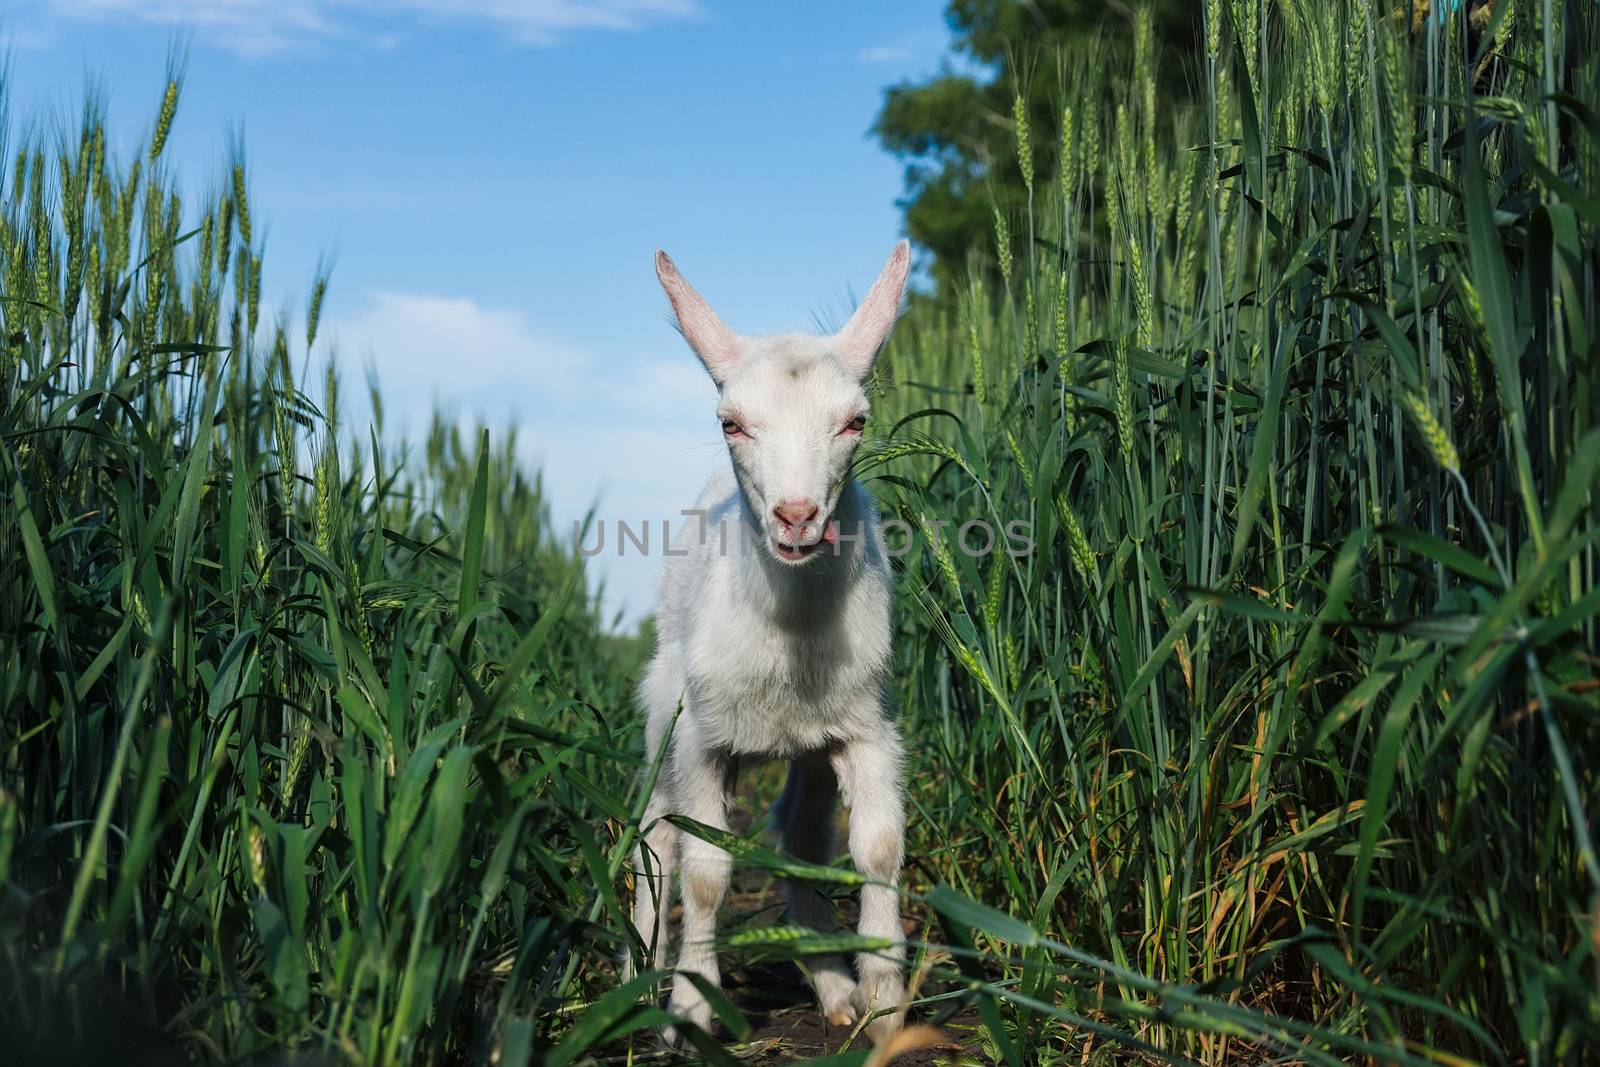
721;418;744;437
843;413;867;435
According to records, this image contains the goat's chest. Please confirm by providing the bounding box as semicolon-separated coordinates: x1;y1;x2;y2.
683;596;887;757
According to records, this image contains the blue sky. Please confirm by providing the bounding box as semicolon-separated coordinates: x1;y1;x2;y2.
5;0;959;627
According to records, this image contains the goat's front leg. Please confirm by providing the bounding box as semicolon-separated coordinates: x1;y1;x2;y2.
831;723;908;1042
666;729;735;1042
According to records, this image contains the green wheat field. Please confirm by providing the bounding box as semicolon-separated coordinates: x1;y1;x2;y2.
4;1;1599;1063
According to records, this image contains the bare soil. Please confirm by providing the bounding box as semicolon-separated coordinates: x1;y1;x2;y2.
599;785;989;1065
593;881;986;1065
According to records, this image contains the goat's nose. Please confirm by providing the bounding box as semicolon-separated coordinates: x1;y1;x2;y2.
773;498;820;528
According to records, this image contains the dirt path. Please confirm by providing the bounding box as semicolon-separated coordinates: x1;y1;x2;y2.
598;877;984;1065
602;778;986;1064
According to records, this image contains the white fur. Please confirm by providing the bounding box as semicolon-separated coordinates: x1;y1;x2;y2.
626;244;912;1046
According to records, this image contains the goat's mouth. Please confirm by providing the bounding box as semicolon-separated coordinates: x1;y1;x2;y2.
770;515;839;564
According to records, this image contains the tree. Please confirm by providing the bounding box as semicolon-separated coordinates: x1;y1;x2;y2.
873;0;1199;294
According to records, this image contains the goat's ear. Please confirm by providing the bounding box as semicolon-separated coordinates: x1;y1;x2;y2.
832;240;910;379
656;250;743;385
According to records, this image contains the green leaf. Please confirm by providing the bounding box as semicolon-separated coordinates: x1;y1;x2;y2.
1461;94;1544;552
251;895;309;1013
1377;524;1499;587
226;435;249;598
544;971;671;1067
1342;296;1422;389
1231;34;1265;198
423;746;475;897
385;727;459;872
9;462;58;630
724;925;896;957
1121;599;1205;718
1127;347;1189;380
495;1018;534;1067
925;885;1040;947
172;365;225;583
458;427;490;622
337;684;393;763
666;815;865;885
1351;650;1442;933
481;570;578;719
1227;337;1286;575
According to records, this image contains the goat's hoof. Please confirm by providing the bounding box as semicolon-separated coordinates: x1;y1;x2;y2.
815;968;859;1027
865;1009;907;1044
854;970;907;1044
660;1015;706;1050
666;989;715;1045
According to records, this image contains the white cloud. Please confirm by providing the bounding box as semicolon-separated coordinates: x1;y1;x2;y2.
337;290;590;399
331;289;719;628
856;43;913;65
37;0;702;54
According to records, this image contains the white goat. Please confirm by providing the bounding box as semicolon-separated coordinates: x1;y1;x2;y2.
624;243;912;1045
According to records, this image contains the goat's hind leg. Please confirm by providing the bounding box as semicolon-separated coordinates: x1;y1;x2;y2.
775;753;858;1026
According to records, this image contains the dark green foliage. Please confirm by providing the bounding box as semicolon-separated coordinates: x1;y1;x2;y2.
873;0;1197;293
859;0;1600;1059
0;84;641;1063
